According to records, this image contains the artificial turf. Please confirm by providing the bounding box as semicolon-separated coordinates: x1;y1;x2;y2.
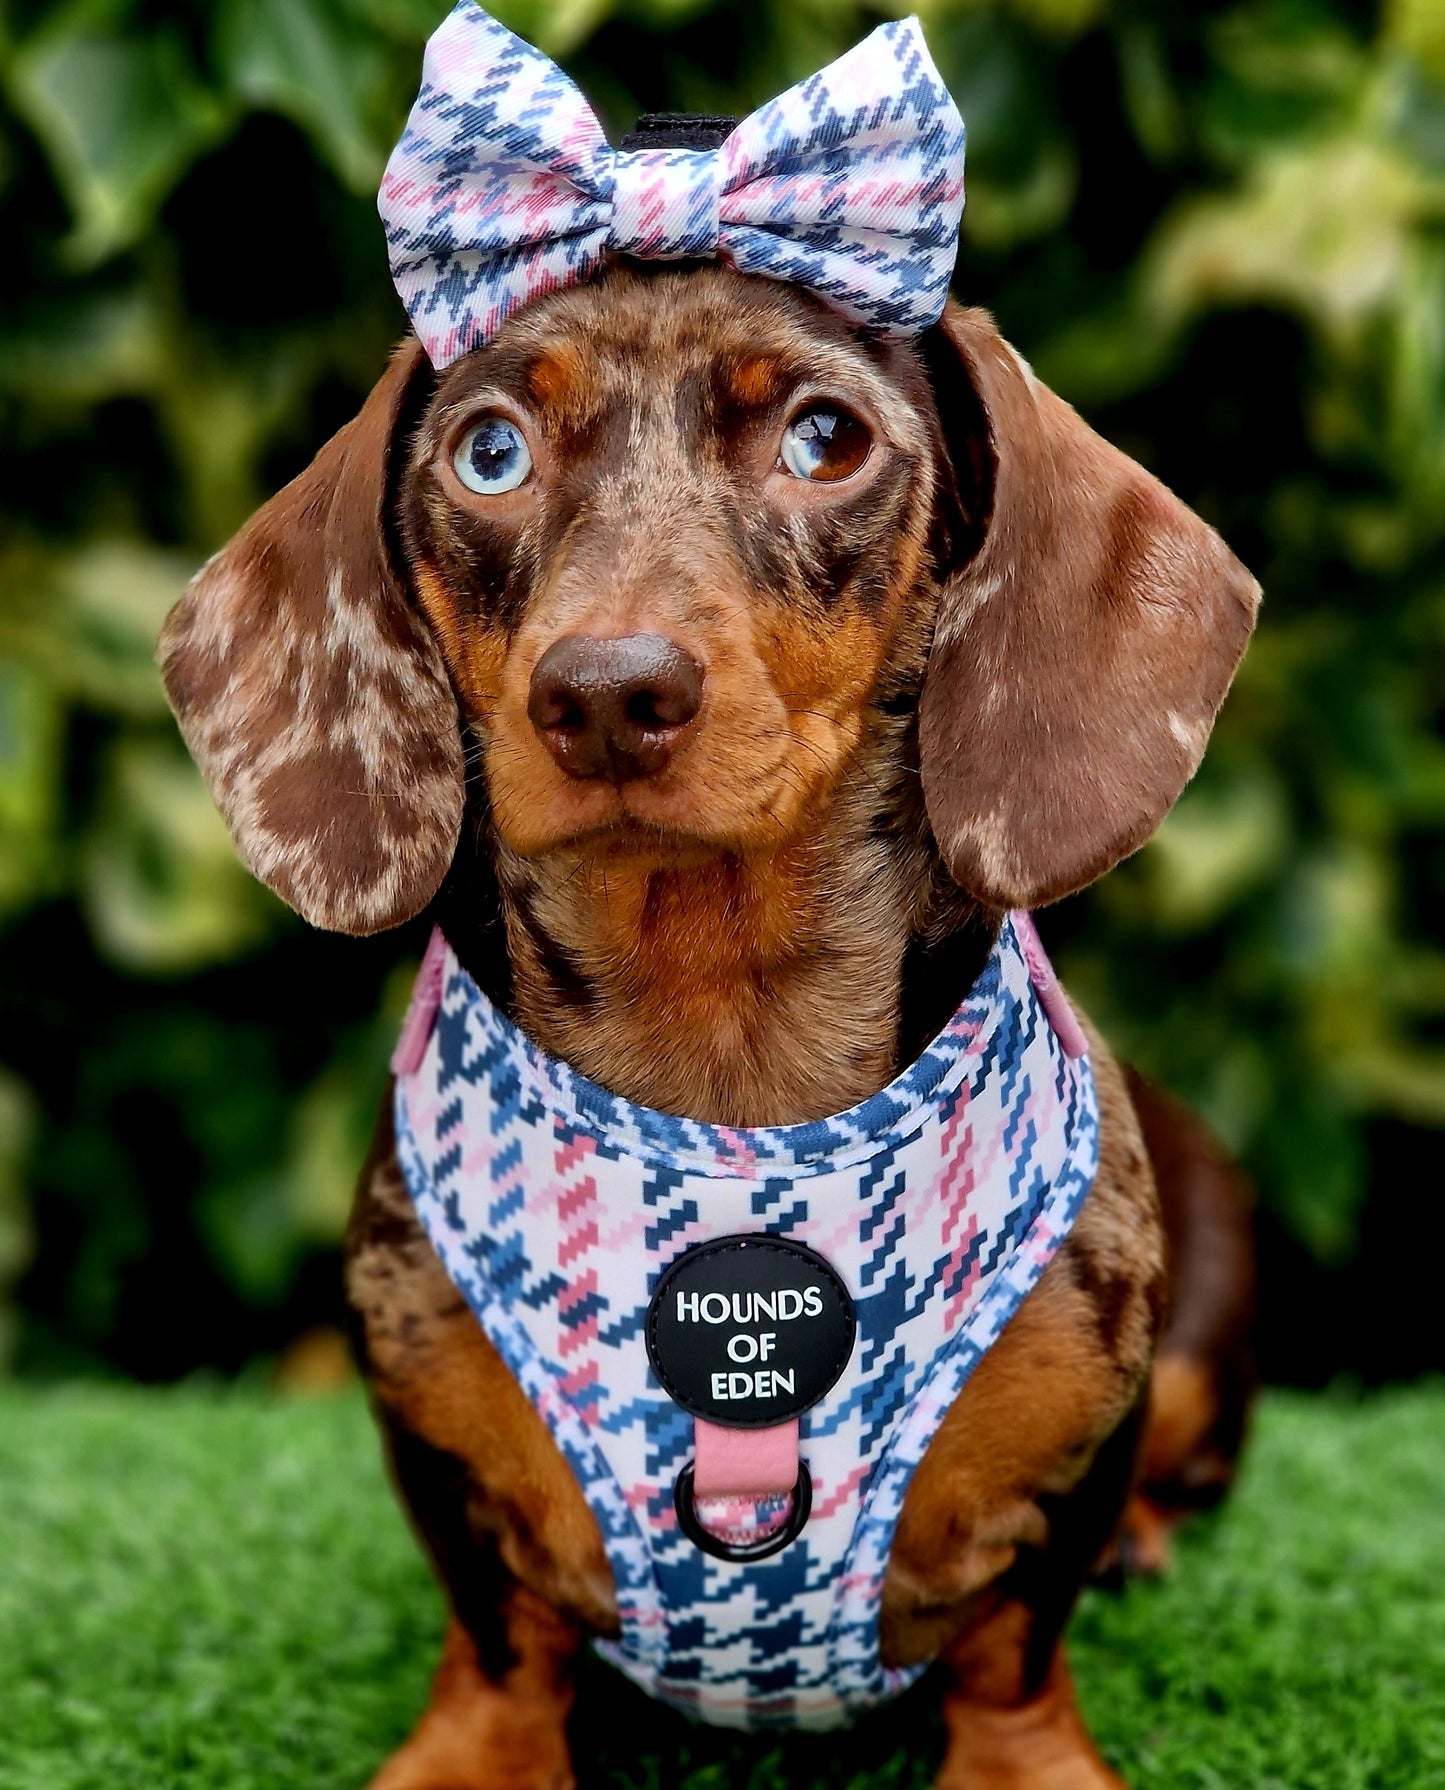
0;1383;1442;1789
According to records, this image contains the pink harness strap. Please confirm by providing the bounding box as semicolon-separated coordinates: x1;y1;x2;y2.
693;1418;799;1496
390;927;450;1077
690;1419;801;1549
1011;911;1089;1059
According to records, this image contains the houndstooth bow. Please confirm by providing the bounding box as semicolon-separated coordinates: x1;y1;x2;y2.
380;2;967;368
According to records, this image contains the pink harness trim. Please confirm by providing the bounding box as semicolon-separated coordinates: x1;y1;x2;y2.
1011;911;1089;1059
390;926;450;1076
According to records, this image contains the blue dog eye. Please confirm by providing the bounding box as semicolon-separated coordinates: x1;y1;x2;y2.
454;416;532;494
780;406;871;482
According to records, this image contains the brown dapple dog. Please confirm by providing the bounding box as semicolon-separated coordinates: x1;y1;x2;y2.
159;261;1260;1790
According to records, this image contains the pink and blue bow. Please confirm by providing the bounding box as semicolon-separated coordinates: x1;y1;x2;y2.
380;3;967;368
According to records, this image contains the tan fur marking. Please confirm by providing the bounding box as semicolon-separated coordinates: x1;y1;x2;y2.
525;341;591;414
732;353;787;407
411;560;472;685
1142;1353;1218;1478
502;821;912;1124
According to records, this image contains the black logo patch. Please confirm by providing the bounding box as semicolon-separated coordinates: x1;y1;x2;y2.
646;1235;856;1429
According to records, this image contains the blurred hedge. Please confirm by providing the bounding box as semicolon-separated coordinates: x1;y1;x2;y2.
2;0;1444;1379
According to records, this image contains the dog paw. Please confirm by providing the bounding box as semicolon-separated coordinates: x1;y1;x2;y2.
366;1719;575;1790
370;1767;574;1790
938;1656;1128;1790
935;1734;1127;1790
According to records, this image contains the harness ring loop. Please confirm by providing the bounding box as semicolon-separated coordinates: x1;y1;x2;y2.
673;1459;813;1561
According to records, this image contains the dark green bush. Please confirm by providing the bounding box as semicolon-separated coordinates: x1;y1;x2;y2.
2;0;1443;1376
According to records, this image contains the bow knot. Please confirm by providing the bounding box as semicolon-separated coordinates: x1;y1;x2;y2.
610;149;721;262
381;3;966;368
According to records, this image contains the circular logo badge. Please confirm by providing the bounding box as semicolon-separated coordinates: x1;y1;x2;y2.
645;1234;856;1429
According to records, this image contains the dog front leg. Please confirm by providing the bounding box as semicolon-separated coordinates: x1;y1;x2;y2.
350;1121;616;1788
363;1411;591;1790
919;1378;1149;1789
370;1599;580;1790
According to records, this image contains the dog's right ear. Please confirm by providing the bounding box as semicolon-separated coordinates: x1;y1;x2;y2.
918;305;1260;911
159;339;464;935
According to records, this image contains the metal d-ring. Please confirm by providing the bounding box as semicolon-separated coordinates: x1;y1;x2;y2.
673;1459;813;1561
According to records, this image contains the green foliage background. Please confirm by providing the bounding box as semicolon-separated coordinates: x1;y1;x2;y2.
2;0;1443;1378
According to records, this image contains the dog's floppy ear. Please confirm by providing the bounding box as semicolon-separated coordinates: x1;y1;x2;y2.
919;304;1260;910
159;339;464;935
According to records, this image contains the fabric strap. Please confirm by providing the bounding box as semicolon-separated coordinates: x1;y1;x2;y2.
693;1418;800;1498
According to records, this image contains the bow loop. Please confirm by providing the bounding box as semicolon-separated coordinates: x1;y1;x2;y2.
381;2;965;366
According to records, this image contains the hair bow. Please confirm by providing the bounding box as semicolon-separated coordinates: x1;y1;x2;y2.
380;3;966;368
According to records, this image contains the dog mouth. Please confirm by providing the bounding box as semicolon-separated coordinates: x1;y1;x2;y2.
486;740;811;864
561;826;740;870
515;785;793;858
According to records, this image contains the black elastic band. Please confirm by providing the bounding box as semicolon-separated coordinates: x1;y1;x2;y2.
619;112;739;153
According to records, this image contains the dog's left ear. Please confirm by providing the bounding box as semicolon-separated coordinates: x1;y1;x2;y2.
918;304;1261;909
159;338;464;935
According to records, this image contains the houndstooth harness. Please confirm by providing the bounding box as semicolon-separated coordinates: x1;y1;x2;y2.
390;913;1097;1729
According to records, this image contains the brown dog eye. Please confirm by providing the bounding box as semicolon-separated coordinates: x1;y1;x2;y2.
780;407;871;482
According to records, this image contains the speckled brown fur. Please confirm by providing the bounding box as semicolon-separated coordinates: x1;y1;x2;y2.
162;261;1260;1790
399;270;979;1120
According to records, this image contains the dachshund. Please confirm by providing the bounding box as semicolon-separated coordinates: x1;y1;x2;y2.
159;260;1259;1789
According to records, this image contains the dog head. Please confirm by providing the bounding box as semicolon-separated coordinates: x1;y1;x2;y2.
159;263;1259;936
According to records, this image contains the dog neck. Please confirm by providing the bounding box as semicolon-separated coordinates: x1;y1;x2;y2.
499;832;910;1127
438;729;992;1129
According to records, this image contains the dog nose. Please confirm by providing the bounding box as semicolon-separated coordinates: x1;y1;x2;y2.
527;633;703;783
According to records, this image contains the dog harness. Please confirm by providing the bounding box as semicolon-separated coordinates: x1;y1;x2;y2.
391;914;1097;1729
380;4;967;367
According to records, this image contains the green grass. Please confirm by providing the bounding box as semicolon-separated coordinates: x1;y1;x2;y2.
1;1385;1442;1789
